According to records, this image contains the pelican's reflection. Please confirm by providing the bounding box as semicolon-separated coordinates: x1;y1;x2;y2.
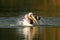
17;26;40;40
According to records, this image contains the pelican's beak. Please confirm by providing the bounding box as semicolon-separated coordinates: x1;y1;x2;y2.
30;15;39;25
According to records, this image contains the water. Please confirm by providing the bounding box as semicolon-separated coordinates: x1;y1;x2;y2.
0;17;60;27
0;17;60;40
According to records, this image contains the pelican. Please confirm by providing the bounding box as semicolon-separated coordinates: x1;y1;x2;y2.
17;12;45;26
17;12;40;26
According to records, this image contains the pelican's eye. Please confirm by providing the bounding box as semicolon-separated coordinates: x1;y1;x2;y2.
29;14;32;17
30;15;32;17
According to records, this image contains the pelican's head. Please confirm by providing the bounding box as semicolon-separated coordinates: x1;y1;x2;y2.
28;12;39;25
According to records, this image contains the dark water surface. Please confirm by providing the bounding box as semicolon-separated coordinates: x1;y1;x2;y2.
0;26;60;40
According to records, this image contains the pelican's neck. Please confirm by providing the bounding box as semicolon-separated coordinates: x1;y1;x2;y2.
24;14;30;23
23;19;32;26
